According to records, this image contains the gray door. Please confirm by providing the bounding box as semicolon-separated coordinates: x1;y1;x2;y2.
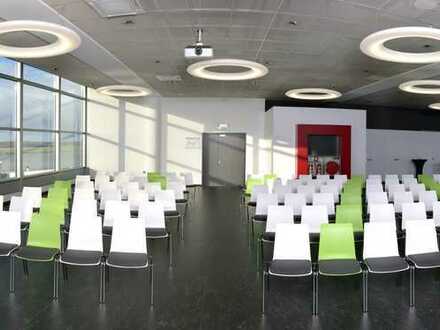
202;133;246;187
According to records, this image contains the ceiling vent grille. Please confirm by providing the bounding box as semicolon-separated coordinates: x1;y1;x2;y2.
85;0;145;18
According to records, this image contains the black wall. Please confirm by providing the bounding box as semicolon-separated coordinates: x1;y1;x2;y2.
265;100;440;131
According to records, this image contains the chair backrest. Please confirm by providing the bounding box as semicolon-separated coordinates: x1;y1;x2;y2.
369;203;395;223
272;184;290;203
122;182;140;197
9;196;33;223
154;190;177;211
0;211;21;245
409;183;426;201
22;187;42;208
75;175;90;183
336;204;363;232
181;172;194;186
145;182;162;199
363;222;399;259
71;199;97;221
366;183;383;194
299;174;312;183
401;174;414;182
433;202;440;226
284;193;306;216
385;174;399;182
110;217;147;254
250;185;269;202
388;184;405;201
132;176;148;190
255;193;278;215
74;188;95;201
100;189;121;210
168;181;186;200
312;193;335;215
67;215;103;252
115;173;130;189
94;174;110;191
301;205;328;233
334;174;348;183
138;202;166;229
320;184;339;203
26;213;60;249
368;174;382;181
419;190;438;212
297;185;315;204
403;177;418;190
367;191;388;213
128;190;148;211
318;223;356;260
406;219;439;255
393;191;413;213
265;205;294;233
76;180;94;190
272;223;311;261
99;182;117;196
103;201;130;227
401;202;427;229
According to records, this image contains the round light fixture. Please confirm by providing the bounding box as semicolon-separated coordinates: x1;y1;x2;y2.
285;88;342;100
360;26;440;63
399;80;440;94
97;85;151;97
0;20;81;58
429;103;440;110
187;58;268;81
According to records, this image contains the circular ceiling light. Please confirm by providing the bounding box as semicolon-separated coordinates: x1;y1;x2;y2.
428;103;440;110
360;26;440;63
285;88;342;100
187;58;268;81
97;85;151;97
399;80;440;94
0;20;81;58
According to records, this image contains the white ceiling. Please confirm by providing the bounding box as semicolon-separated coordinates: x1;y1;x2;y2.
6;0;440;108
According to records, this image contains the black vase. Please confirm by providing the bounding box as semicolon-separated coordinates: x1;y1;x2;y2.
411;159;427;177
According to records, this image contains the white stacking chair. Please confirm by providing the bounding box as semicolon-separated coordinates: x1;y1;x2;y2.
0;211;21;292
71;199;98;223
75;175;91;183
385;174;399;182
132;176;148;190
121;182;140;200
9;196;33;224
254;194;279;221
385;178;400;192
299;174;312;184
263;223;315;314
320;184;339;203
434;174;440;183
250;185;269;203
105;217;153;305
301;205;328;233
168;181;186;201
297;185;315;204
287;179;302;193
99;189;121;211
419;191;438;212
153;190;183;240
401;174;414;182
99;182;117;198
181;172;194;186
393;191;413;213
76;181;94;190
74;188;95;201
369;204;395;224
138;202;172;266
145;182;162;201
94;174;110;192
368;174;382;181
284;193;307;217
317;174;330;182
273;184;290;204
403;177;418;190
114;173;130;189
401;203;427;230
406;219;440;307
128;190;148;212
366;183;383;195
166;172;179;182
22;187;42;209
58;215;104;301
388;184;405;202
432;202;440;226
409;183;426;202
264;205;294;235
312;193;335;216
367;192;388;213
103;201;130;233
334;174;348;184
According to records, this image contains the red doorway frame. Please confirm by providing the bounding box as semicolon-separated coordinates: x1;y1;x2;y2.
296;124;351;178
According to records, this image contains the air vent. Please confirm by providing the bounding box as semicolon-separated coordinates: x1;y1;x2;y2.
156;75;182;82
86;0;145;18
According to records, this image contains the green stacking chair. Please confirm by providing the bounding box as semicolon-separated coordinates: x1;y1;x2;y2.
53;180;72;196
147;172;160;181
264;174;277;184
340;193;362;205
336;204;363;232
13;213;61;298
245;177;264;197
317;223;366;313
149;175;167;190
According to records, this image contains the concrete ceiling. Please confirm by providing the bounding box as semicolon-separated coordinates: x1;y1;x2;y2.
9;0;440;109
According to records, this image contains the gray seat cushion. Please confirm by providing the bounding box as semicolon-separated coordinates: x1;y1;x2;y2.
146;228;168;238
365;256;409;273
319;259;361;276
15;246;59;262
60;250;102;266
408;252;440;269
0;243;18;256
253;214;267;222
262;232;275;241
176;199;187;204
165;210;179;217
269;259;312;277
107;252;148;268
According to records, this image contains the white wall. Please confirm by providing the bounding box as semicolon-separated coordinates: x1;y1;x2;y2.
271;106;367;180
161;97;267;184
367;129;440;175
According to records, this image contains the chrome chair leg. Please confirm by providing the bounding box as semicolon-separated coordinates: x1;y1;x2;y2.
9;255;15;293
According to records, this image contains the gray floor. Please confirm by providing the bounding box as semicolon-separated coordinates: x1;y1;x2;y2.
0;187;439;329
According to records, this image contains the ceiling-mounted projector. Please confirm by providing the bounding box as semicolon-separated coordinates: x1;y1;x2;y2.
184;28;213;58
